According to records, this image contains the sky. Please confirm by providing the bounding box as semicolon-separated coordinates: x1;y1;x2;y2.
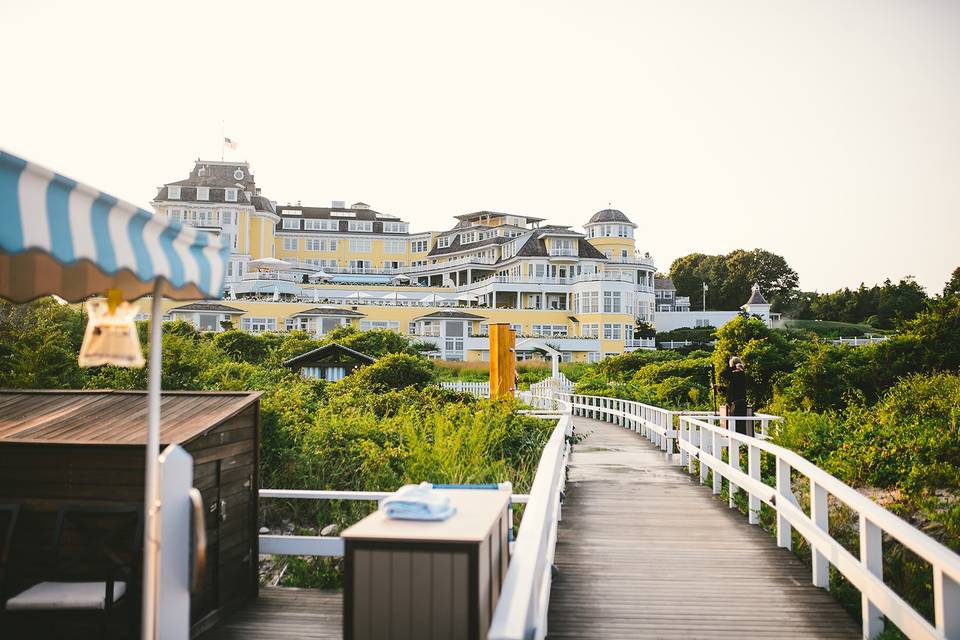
1;0;957;293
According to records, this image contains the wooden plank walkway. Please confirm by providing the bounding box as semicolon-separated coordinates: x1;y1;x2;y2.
200;587;341;639
547;417;862;639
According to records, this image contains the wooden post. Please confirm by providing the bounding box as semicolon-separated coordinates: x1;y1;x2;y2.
489;323;515;400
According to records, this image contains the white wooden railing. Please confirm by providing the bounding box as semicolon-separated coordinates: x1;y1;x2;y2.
529;384;960;640
489;412;572;640
678;415;960;640
829;335;889;346
439;380;491;397
259;487;531;558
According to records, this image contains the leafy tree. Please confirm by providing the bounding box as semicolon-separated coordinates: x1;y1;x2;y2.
322;326;413;358
0;299;85;389
344;353;435;392
944;267;960;297
669;249;798;310
713;316;795;405
213;329;276;364
668;253;729;309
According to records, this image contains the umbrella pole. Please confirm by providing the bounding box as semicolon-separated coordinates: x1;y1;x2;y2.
141;282;163;640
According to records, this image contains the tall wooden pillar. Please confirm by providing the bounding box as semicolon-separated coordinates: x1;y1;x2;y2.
489;323;516;400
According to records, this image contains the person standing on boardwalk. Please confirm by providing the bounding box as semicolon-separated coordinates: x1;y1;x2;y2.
719;356;750;434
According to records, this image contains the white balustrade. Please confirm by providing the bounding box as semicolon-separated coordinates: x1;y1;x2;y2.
536;380;960;640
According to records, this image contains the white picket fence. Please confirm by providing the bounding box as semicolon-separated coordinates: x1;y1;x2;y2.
439;380;491;397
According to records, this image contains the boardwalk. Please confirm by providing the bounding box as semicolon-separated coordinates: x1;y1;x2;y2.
200;587;341;639
547;417;861;639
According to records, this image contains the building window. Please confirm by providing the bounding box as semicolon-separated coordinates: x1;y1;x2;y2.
168;186;181;200
603;323;622;340
348;220;373;232
437;236;452;249
225;188;238;202
410;239;429;253
360;320;400;331
241;317;276;333
587;352;602;363
603;291;622;313
695;319;711;328
349;238;372;253
304;219;339;231
383;239;406;254
581;323;599;338
658;304;671;312
580;291;599;313
282;218;300;230
532;324;568;337
460;231;478;245
408;322;417;335
383;221;408;233
196;187;209;201
282;238;298;251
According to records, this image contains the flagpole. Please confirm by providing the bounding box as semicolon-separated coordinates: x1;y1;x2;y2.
220;121;225;162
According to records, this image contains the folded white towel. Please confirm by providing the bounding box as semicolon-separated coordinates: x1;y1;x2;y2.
382;483;457;521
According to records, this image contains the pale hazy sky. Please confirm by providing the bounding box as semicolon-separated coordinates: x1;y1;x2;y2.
2;1;957;293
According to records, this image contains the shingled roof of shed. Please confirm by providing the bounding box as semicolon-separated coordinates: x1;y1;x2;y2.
0;390;261;446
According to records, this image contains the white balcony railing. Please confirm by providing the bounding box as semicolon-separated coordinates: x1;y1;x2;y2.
241;271;302;282
548;248;578;257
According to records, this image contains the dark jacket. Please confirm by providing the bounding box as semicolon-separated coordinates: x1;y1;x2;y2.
719;365;747;404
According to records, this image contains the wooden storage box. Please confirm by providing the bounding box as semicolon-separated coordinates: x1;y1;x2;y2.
342;489;511;640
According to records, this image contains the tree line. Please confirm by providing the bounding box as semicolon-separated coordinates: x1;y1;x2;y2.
668;249;958;331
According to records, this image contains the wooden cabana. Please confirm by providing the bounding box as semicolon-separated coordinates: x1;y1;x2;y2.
0;389;262;637
283;342;375;381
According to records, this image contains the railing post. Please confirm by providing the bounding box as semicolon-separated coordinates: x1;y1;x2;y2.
934;567;960;637
679;417;688;468
748;445;760;525
775;457;793;550
811;481;829;589
699;425;710;485
664;413;674;463
859;514;884;637
711;429;722;494
728;435;739;508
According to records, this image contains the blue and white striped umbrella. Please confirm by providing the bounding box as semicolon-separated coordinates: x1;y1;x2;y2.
0;149;229;302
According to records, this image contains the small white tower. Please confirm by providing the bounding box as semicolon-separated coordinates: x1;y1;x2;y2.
741;283;772;323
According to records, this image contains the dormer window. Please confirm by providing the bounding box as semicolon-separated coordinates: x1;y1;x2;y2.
197;187;210;201
168;186;181;200
437;236;452;249
460;231;478;245
225;188;238;202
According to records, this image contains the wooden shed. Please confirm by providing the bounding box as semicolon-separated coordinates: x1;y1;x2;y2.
284;342;375;381
0;389;262;636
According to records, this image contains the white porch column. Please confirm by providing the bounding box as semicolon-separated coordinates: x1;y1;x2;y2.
517;291;522;309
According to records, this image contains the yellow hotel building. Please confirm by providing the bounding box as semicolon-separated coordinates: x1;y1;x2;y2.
145;159;661;362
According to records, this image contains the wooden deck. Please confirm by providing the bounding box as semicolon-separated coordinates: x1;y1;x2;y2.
546;417;862;639
200;587;342;639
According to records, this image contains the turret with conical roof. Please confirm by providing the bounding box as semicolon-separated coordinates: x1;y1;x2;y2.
584;207;637;263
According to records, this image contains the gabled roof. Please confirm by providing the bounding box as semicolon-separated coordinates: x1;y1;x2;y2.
655;277;676;291
514;231;607;260
414;310;486;321
289;307;366;318
283;343;376;369
168;302;246;314
0;390;261;445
